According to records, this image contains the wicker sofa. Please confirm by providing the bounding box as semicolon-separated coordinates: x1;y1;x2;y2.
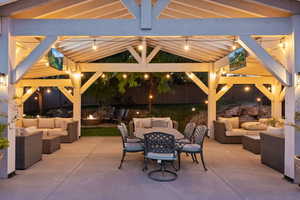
17;118;79;143
128;118;178;136
213;119;265;144
16;130;43;170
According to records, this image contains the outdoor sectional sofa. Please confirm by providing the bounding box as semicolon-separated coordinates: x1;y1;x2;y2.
213;117;267;144
17;118;79;143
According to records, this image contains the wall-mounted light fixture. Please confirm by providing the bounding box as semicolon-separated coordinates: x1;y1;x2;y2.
0;73;8;88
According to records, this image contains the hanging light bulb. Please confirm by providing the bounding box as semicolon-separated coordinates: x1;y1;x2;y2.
232;37;238;50
256;97;262;102
122;73;127;79
166;73;171;79
149;94;154;99
278;38;286;49
92;40;97;50
46;88;51;93
244;86;250;92
184;38;190;51
138;44;143;51
144;73;149;80
101;73;106;79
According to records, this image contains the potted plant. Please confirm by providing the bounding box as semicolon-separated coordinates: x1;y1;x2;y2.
0;123;9;162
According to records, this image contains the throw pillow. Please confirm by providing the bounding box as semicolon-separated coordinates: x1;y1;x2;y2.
218;118;233;131
152;120;169;128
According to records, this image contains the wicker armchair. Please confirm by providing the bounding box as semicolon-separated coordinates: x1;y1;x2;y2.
60;121;79;143
213;121;242;144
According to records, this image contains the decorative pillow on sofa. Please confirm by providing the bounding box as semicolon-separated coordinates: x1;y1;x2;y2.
241;122;267;130
54;118;70;130
152;117;173;128
151;120;169;128
218;118;233;131
221;117;239;129
22;118;38;128
133;118;152;129
38;118;55;129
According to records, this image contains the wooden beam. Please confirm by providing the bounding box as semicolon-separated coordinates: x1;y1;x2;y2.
147;45;161;63
11;17;292;36
216;84;233;101
21;87;38;103
0;0;58;16
13;36;58;83
219;76;274;84
153;0;171;17
79;63;210;72
280;87;286;102
141;0;152;29
186;72;208;95
80;71;102;94
238;35;291;86
127;46;142;63
17;79;73;87
120;0;139;18
255;84;274;100
244;0;300;13
58;86;74;103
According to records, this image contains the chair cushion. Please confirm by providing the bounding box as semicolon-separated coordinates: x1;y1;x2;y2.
218;117;233;131
127;138;141;143
146;152;177;161
22;118;38;128
125;143;144;151
177;138;191;144
241;122;267;131
36;128;49;136
182;144;201;152
48;128;68;136
226;128;259;136
38;118;55;129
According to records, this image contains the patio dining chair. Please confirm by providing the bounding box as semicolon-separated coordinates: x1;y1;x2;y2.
179;125;208;171
144;132;178;182
120;122;140;143
117;125;144;169
178;122;196;144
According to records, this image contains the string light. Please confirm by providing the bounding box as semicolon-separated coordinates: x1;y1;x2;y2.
34;96;38;100
68;89;72;93
184;38;190;51
149;94;154;99
101;74;106;79
144;73;149;80
256;97;262;102
244;86;250;92
205;100;208;104
122;73;127;79
92;40;97;50
192;107;196;112
46;88;51;93
138;44;143;51
166;73;171;79
136;111;140;115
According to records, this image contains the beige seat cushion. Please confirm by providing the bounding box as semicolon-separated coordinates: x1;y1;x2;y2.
38;118;55;129
226;128;259;136
47;128;68;136
151;120;169;128
219;117;239;129
241;122;267;131
22;118;38;128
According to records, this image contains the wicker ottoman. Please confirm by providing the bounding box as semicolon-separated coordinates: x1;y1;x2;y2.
242;135;260;154
42;135;61;154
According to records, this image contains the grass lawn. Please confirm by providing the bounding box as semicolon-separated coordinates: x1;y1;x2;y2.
81;127;120;136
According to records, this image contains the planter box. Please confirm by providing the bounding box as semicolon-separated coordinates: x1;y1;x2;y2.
295;156;300;184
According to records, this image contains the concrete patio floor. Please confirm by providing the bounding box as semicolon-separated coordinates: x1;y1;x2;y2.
0;137;299;200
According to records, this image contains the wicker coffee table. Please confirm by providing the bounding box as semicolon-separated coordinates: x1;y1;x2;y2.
242;135;260;154
42;135;61;154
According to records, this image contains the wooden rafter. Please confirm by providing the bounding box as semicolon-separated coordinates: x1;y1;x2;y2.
58;86;74;103
255;84;273;100
238;35;291;86
80;71;103;94
186;72;208;95
216;84;233;101
21;87;38;103
17;79;73;87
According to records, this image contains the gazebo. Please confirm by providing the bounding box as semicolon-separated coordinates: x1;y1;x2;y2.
0;0;299;181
